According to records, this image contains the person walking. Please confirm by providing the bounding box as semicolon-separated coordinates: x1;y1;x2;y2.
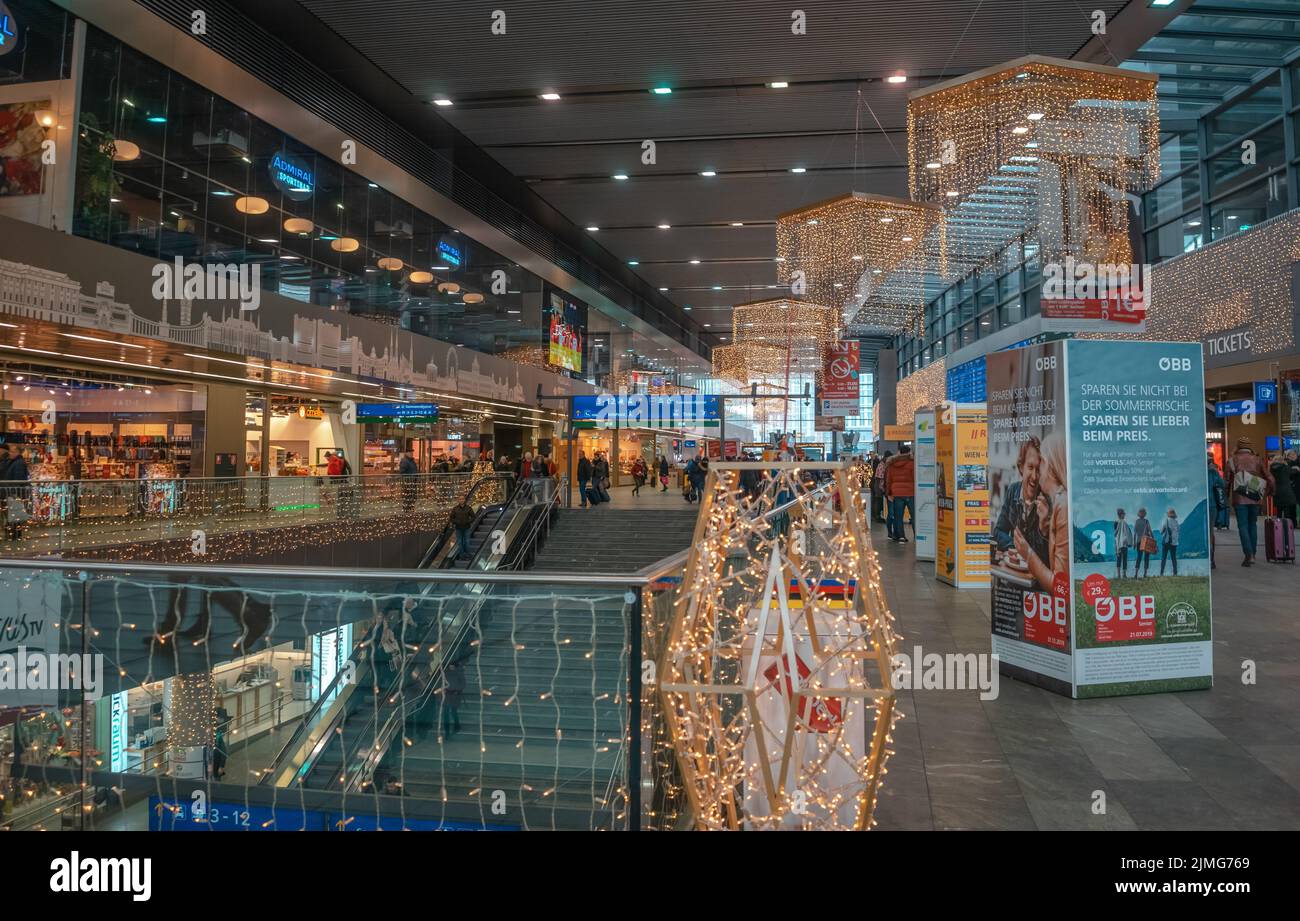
448;497;476;560
592;451;611;503
1207;456;1225;568
884;445;916;543
439;661;464;739
659;455;670;492
1132;507;1154;578
398;450;419;514
577;451;593;508
1227;436;1274;567
2;444;29;541
1159;507;1180;576
1270;450;1297;525
631;457;647;496
1114;508;1133;578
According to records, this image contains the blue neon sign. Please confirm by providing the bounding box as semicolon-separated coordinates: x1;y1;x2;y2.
268;152;314;201
0;8;18;56
437;239;463;267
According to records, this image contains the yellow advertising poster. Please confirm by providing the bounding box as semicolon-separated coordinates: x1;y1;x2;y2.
935;404;990;587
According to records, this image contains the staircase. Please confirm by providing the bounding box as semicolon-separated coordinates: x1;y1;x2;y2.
530;508;700;573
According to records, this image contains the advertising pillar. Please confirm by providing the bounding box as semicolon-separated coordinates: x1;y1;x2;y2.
934;403;989;587
913;409;937;562
987;340;1212;698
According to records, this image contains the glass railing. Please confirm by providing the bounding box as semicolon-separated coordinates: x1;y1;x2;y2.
0;472;513;557
0;556;667;832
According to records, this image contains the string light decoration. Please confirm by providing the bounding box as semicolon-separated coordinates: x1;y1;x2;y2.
1078;210;1300;356
711;343;785;386
776;193;942;333
659;462;901;830
731;298;838;378
168;672;216;773
894;358;946;429
907;55;1159;273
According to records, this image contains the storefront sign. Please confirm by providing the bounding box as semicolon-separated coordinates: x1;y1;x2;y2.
356;402;438;422
0;4;18;57
913;410;937;562
934;404;989;589
109;690;129;772
987;340;1211;698
297;404;323;419
820;341;860;416
268;152;314;201
437;239;463;267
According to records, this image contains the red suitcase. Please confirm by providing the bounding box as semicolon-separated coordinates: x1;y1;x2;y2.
1264;516;1295;563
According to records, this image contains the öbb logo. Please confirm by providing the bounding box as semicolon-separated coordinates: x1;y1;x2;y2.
1158;356;1192;372
1023;592;1066;626
1095;595;1155;623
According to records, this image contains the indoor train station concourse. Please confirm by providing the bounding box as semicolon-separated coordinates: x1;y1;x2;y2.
0;0;1294;900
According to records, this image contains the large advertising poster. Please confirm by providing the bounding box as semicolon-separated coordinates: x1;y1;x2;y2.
913;409;937;562
1066;340;1211;697
987;342;1073;695
985;340;1212;698
820;341;860;416
935;404;989;587
546;291;585;373
1041;259;1148;332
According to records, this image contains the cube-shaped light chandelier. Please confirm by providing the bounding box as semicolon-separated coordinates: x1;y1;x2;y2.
776;193;942;335
732;297;838;378
907;55;1159;271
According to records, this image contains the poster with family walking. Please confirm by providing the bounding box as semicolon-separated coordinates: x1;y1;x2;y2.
987;340;1212;698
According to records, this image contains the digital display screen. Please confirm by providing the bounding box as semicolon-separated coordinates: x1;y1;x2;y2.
547;291;585;373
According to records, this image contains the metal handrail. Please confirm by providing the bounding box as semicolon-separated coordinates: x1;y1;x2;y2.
501;475;567;571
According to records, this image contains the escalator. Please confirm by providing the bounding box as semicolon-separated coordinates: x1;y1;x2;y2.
263;474;558;796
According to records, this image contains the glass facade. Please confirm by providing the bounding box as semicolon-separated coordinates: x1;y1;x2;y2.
72;25;583;364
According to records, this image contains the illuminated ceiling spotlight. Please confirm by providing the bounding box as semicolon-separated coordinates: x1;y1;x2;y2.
539;92;562;101
234;196;269;214
408;271;434;284
377;257;404;271
330;236;360;252
886;72;907;84
437;281;461;294
111;140;141;162
433;98;453;106
463;292;485;304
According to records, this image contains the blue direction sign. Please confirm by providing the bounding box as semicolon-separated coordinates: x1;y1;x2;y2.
1215;399;1254;418
1254;381;1277;405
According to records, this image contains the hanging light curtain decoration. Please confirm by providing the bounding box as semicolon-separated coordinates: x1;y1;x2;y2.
906;55;1159;273
712;342;785;385
776;192;942;335
731;297;837;377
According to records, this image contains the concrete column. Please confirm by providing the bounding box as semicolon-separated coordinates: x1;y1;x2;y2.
203;383;248;477
876;348;899;452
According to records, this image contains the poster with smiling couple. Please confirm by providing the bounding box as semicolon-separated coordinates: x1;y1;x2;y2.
987;340;1212;698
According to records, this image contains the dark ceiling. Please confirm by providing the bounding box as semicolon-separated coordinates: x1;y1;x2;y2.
290;0;1135;362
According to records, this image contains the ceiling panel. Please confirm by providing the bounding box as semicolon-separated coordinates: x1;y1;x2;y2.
294;0;1131;350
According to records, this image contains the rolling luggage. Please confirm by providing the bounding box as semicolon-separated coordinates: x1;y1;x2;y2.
586;485;606;505
1264;516;1295;563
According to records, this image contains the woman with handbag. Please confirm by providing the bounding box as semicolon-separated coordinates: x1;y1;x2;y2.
1132;507;1156;579
1228;436;1274;567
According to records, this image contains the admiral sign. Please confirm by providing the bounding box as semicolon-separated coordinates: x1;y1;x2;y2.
269;152;314;201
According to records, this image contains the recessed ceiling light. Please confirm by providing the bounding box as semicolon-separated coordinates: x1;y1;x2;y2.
628;260;639;266
586;225;599;231
767;81;789;89
683;306;692;311
945;190;959;197
711;285;722;291
651;86;673;95
806;219;818;225
730;222;744;227
833;283;844;288
613;173;629;180
700;170;716;177
872;269;882;275
901;235;913;242
659;287;668;291
689;259;700;264
1012;126;1029;135
1024;141;1039;148
433;98;453;107
1027;112;1045;121
879;217;894;223
774;257;785;263
790;167;807;174
539;92;561;101
704;323;712;327
851;255;863;261
1186;220;1202;227
657;223;671;229
887;73;907;84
